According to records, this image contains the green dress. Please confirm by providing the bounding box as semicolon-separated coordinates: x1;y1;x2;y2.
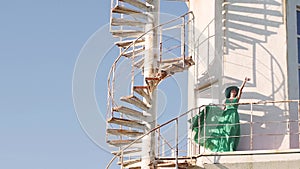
191;98;240;152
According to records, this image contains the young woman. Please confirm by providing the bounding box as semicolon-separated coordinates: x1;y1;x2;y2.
222;77;250;151
192;77;250;152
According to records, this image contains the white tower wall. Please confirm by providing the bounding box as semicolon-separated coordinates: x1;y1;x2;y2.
188;0;299;151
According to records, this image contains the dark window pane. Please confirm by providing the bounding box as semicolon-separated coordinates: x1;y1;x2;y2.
299;69;300;97
297;10;300;34
298;38;300;64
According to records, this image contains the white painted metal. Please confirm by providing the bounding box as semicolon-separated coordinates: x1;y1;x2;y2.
107;0;195;168
141;0;160;168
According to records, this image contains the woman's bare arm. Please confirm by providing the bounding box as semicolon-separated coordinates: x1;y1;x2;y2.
237;77;250;100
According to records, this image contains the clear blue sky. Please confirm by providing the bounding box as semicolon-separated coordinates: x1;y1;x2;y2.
0;1;188;169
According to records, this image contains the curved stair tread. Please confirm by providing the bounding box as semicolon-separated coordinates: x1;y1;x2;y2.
113;106;145;119
107;139;142;147
111;30;144;38
156;160;190;168
160;57;184;64
119;0;148;11
112;148;141;156
112;6;147;19
111;18;146;27
117;158;141;167
120;95;150;111
160;57;195;75
115;39;145;48
122;47;145;58
145;77;161;92
133;86;151;103
107;117;146;129
160;56;195;67
163;63;185;74
107;128;144;137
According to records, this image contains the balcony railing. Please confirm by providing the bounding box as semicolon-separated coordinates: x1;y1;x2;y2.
106;99;300;168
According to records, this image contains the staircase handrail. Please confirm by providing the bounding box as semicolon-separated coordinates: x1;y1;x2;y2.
105;104;202;169
106;11;194;119
106;99;300;168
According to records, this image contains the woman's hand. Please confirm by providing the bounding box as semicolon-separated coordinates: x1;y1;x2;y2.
245;77;250;82
237;77;250;100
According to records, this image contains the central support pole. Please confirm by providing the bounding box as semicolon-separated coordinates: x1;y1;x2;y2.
141;0;160;168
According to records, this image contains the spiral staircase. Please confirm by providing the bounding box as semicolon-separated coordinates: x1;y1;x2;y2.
106;0;194;168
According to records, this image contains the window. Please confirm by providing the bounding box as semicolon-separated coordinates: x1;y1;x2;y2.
297;7;300;96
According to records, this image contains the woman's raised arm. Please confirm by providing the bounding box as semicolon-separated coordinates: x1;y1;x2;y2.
237;77;250;100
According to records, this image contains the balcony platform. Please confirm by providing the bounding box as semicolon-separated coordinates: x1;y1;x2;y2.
195;149;300;169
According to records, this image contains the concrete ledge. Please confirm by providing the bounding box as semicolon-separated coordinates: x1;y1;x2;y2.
195;149;300;169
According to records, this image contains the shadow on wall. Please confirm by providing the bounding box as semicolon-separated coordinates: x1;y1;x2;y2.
238;101;289;150
222;0;287;150
222;76;290;151
194;0;283;89
194;0;291;150
222;0;286;150
223;0;283;52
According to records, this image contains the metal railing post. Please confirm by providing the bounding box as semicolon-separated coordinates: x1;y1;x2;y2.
159;27;162;70
106;100;300;168
121;150;124;169
189;109;194;156
198;108;201;154
157;129;160;158
181;16;186;65
162;139;165;157
130;45;135;96
175;119;179;169
203;107;207;153
250;102;253;150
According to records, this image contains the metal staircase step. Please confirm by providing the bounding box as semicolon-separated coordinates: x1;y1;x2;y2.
120;95;150;111
112;6;147;19
133;58;144;68
117;158;141;168
159;57;195;75
107;139;142;147
160;58;184;70
113;106;145;119
119;0;148;11
107;117;146;129
122;47;145;58
184;56;195;66
111;18;146;27
112;148;142;157
134;59;163;69
145;77;161;81
162;63;185;74
160;56;195;68
115;39;145;48
145;77;161;92
107;129;144;137
111;30;144;38
133;86;151;103
160;57;183;64
156;160;189;168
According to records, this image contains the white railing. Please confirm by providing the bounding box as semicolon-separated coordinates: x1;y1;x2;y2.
106;11;195;122
106;99;300;168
